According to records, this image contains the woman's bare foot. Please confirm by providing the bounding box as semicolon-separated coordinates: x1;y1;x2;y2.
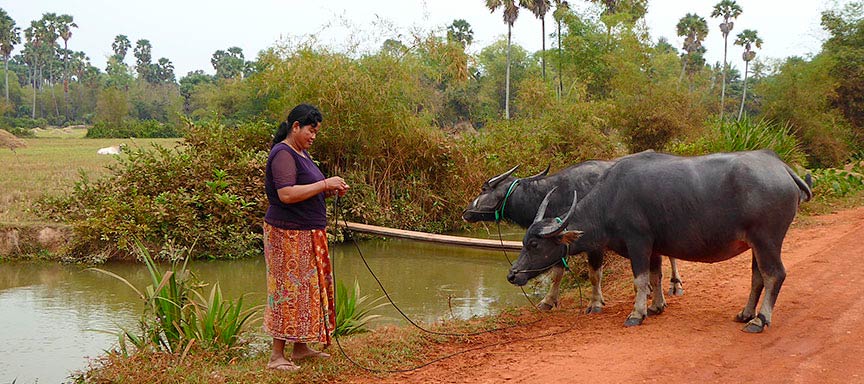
291;343;331;361
267;357;299;371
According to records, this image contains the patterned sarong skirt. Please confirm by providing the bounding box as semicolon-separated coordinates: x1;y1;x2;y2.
263;222;335;346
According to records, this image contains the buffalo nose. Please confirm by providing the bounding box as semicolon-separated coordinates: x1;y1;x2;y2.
507;271;517;284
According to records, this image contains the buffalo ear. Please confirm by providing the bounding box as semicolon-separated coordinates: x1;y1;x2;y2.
559;230;583;245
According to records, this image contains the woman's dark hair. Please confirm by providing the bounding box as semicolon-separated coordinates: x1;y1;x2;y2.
272;103;323;146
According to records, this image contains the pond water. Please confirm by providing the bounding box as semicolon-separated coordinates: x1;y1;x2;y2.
0;227;544;383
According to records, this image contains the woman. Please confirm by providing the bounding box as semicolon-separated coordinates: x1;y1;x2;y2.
263;103;349;371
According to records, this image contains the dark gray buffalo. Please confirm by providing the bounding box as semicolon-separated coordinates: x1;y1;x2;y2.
507;150;812;333
462;158;685;314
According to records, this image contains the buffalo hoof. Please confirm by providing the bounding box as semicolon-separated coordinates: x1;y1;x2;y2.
743;321;765;333
668;286;684;296
734;312;755;323
537;302;555;311
648;303;667;316
742;314;769;333
585;305;603;315
624;316;644;327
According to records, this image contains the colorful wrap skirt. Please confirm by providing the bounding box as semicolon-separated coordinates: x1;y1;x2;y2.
263;222;335;346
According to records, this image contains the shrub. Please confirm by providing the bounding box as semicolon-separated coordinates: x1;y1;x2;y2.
334;280;389;337
89;241;260;356
39;119;269;259
86;119;181;138
666;117;808;166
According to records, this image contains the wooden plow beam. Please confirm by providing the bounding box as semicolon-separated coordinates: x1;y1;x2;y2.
337;221;523;251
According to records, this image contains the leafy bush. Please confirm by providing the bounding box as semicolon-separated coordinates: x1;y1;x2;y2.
334;280;389;337
0;116;48;129
89;241;259;355
666;116;808;166
86;119;181;138
0;126;34;138
39;119;269;259
811;168;864;197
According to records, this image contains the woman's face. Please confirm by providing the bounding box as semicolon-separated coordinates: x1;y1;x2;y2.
292;123;320;150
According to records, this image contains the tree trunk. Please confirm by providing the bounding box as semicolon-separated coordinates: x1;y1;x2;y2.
720;35;729;121
32;58;37;119
541;18;546;81
557;20;563;100
738;59;749;121
64;40;70;122
506;25;512;120
3;56;8;102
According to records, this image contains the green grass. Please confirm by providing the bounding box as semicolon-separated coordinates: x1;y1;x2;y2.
0;128;180;224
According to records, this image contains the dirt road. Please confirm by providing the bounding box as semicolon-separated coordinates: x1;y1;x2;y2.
354;206;864;384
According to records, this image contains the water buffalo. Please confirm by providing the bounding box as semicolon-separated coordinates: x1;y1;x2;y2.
507;150;812;333
463;157;685;314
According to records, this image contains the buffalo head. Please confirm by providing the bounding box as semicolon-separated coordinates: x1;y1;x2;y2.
462;164;551;223
507;189;582;286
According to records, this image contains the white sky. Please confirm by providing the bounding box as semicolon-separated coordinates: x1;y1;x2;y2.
0;0;845;78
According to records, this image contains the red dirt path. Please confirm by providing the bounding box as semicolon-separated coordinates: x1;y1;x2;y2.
350;206;864;384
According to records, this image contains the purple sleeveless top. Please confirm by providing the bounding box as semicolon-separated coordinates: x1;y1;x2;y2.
264;142;327;230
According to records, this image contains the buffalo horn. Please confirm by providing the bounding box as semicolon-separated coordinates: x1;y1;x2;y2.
522;163;551;182
539;191;579;238
533;186;559;224
487;164;520;187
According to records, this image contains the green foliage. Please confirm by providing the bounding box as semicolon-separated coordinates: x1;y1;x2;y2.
89;241;260;355
334;280;389;337
667;116;807;166
0;126;33;137
86;119;180;138
811;167;864;197
821;2;864;147
757;55;852;167
38;119;269;259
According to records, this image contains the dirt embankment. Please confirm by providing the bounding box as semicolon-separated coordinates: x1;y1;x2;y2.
350;206;864;384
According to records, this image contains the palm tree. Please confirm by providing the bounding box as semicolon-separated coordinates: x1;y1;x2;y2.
56;14;76;120
711;0;742;120
485;0;520;119
734;29;762;121
0;9;21;103
552;0;569;99
675;13;708;85
521;0;551;81
446;19;474;48
112;34;131;63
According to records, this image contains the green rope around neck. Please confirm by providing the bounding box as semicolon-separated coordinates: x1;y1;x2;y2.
554;217;571;270
495;179;521;222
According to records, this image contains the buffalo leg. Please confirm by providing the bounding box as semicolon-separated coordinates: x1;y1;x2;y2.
585;250;605;314
744;238;786;333
648;253;667;315
735;254;763;324
625;240;652;327
538;266;564;311
667;257;684;296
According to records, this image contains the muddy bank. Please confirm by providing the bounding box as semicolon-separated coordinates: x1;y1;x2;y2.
0;224;71;258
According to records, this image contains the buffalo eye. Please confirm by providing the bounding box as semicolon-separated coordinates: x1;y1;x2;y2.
528;239;538;249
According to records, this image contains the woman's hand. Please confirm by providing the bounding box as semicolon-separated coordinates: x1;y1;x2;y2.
324;176;350;197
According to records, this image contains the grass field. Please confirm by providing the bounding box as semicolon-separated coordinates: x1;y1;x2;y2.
0;127;180;224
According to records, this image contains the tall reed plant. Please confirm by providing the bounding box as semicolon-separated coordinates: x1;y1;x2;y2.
89;240;260;356
334;280;390;337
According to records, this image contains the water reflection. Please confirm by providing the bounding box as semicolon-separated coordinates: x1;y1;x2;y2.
0;227;537;383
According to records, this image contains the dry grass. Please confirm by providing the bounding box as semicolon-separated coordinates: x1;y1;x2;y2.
0;128;180;224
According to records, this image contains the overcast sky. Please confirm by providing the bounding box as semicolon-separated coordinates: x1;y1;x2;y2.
0;0;845;78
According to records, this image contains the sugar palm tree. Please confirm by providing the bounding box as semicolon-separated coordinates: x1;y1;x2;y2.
734;29;762;121
553;0;570;99
676;13;708;84
0;9;21;102
521;0;551;80
112;34;131;63
485;0;520;119
56;14;76;120
711;0;742;120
